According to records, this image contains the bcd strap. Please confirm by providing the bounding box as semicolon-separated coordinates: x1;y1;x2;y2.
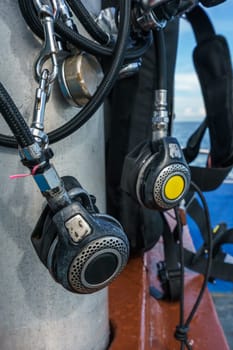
200;0;226;7
150;213;182;301
183;119;207;164
183;224;233;283
184;5;233;190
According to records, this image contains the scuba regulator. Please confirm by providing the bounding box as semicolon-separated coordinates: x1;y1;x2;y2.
0;0;220;294
121;135;190;210
121;29;191;211
0;0;134;294
28;0;131;294
31;176;129;294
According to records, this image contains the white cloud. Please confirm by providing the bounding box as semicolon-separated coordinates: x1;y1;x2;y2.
174;72;205;121
175;72;200;92
174;95;205;121
178;19;192;34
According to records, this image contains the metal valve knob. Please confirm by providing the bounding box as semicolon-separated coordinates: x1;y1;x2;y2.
58;52;103;107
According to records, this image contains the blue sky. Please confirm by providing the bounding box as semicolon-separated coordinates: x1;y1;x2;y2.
175;1;233;121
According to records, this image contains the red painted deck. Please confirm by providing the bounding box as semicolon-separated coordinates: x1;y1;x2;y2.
109;224;230;349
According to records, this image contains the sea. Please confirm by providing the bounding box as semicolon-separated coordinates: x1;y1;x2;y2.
173;120;233;181
173;120;208;150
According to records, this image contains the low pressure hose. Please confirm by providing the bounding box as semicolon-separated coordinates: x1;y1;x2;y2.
18;0;44;40
54;20;152;60
0;0;131;148
0;83;35;148
18;0;152;60
153;29;167;90
47;0;132;143
66;0;110;45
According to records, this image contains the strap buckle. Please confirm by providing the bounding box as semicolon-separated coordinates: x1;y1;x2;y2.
150;261;182;301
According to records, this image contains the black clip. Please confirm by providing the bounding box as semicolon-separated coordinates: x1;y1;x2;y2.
158;261;182;301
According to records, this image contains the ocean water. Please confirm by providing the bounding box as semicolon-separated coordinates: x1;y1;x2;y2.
172;120;208;147
173;120;210;165
173;120;233;181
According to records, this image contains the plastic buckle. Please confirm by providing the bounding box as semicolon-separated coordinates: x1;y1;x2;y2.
158;261;182;300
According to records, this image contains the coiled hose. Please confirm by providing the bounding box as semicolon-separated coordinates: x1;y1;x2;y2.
0;83;34;148
18;0;152;60
0;0;131;148
54;20;152;60
18;0;43;40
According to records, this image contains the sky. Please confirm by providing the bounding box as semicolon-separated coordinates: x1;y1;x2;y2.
174;1;233;121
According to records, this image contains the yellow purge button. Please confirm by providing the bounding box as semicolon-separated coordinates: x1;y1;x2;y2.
164;175;185;200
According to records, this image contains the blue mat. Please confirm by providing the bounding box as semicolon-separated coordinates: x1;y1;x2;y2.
187;182;233;293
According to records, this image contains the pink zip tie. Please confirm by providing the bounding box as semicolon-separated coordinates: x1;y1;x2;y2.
9;164;40;179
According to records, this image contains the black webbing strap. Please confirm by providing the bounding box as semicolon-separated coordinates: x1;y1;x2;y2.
186;5;215;42
189;166;232;192
183;119;207;164
182;226;233;282
184;5;233;190
152;202;233;299
151;213;182;301
186;194;209;241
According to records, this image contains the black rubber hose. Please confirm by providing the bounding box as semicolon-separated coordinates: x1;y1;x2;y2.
66;0;110;45
153;29;167;90
55;19;152;60
18;0;152;60
0;83;34;148
47;0;131;143
0;0;131;148
18;0;44;40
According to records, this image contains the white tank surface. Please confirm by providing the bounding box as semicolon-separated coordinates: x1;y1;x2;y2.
0;1;109;349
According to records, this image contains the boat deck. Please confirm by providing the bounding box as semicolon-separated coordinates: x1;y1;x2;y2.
109;231;230;349
109;182;233;348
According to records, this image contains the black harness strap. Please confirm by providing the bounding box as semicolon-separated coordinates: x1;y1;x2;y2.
183;119;207;164
183;227;233;282
150;212;182;301
186;5;215;42
184;6;233;190
158;214;182;301
186;194;209;241
189;166;232;192
177;7;233;283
